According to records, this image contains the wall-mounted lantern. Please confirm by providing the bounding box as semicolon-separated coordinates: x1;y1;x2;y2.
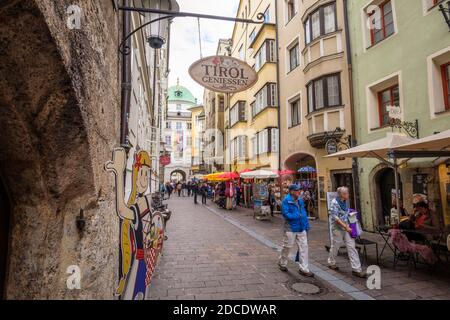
142;0;180;49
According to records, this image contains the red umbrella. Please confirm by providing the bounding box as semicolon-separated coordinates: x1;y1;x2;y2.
239;169;253;174
217;172;240;180
273;170;296;176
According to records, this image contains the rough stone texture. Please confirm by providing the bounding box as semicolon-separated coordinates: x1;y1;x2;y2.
0;0;121;299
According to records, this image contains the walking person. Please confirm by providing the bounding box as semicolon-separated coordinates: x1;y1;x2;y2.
192;182;199;204
235;184;241;207
176;182;182;197
327;187;366;278
268;185;276;217
187;181;192;197
165;182;172;199
181;181;187;197
201;183;208;205
278;184;314;277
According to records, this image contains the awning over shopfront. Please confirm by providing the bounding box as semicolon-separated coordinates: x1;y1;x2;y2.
323;131;450;224
323;133;416;160
388;129;450;160
323;133;416;223
240;169;279;179
393;129;450;154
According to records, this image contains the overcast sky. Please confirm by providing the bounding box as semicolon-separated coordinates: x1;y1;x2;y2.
169;0;240;102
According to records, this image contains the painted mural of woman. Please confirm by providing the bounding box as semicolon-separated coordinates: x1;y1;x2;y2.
105;148;153;300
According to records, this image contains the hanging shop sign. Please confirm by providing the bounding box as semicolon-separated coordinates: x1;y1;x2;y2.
189;55;258;93
325;139;338;155
159;154;171;166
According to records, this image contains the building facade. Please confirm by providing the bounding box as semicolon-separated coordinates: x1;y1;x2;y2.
203;39;231;173
277;0;355;220
348;0;450;230
0;0;121;299
190;105;206;176
226;0;280;173
0;0;175;299
163;81;197;182
126;9;170;195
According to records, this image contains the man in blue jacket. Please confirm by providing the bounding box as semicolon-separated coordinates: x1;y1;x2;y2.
278;184;314;277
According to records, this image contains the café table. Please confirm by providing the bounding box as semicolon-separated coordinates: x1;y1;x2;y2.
376;225;395;263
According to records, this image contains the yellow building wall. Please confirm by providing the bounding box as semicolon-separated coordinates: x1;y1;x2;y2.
228;0;278;172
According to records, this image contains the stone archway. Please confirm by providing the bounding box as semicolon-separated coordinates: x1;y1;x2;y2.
369;164;403;227
170;169;187;182
284;152;319;218
0;0;97;299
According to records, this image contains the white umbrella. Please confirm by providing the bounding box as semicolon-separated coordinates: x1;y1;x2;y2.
324;133;416;160
324;133;416;224
240;169;279;179
395;129;450;151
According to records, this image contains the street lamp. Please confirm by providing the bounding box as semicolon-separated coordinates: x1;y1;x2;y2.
143;0;179;49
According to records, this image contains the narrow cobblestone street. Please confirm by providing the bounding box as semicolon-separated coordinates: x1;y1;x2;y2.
148;196;351;300
148;196;450;300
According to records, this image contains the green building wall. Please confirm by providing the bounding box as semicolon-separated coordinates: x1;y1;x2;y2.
347;0;450;230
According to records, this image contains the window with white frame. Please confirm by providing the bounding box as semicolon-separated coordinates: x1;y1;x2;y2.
289;97;301;127
253;83;277;117
307;74;341;113
165;135;171;146
366;0;395;46
288;40;299;72
377;85;399;127
305;2;336;45
286;0;298;23
366;73;401;130
256;128;278;155
254;40;276;72
251;136;257;158
230;101;247;127
166;121;171;129
442;62;450;111
176;122;182;130
271;128;279;153
427;49;450;114
257;129;269;155
233;136;247;160
249;29;256;43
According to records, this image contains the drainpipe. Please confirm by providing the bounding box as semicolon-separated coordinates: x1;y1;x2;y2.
274;1;282;171
120;0;132;152
343;0;362;215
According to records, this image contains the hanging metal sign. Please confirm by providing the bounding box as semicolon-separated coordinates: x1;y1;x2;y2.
189;55;258;93
325;139;338;155
159;154;171;166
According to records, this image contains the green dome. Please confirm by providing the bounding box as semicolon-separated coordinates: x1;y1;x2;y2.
168;83;197;105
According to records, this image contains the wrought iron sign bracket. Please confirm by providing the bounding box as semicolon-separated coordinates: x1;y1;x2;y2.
389;119;419;139
322;128;352;155
439;1;450;31
118;6;266;54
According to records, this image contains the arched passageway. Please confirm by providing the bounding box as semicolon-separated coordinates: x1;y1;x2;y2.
170;169;187;182
371;166;403;226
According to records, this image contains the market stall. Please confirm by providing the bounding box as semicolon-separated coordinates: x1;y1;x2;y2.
240;170;279;220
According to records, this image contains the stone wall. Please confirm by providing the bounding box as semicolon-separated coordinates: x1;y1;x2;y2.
0;0;122;299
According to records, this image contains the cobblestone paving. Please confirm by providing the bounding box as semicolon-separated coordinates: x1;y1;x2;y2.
207;202;450;300
148;196;450;300
147;196;350;300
